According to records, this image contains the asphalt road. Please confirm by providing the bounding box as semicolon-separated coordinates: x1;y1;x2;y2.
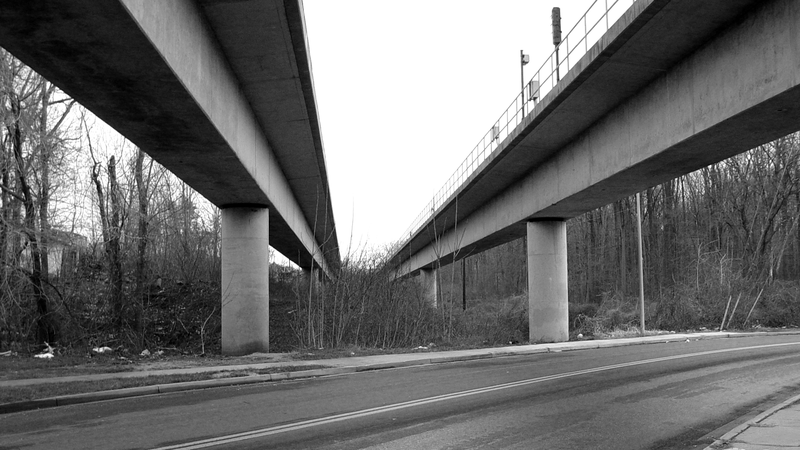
3;335;800;450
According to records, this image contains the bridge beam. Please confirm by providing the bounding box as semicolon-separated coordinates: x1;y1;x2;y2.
527;221;569;343
222;207;270;355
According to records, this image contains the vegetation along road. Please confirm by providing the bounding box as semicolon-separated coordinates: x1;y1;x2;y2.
2;334;799;449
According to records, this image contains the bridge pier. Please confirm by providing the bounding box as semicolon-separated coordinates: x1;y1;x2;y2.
419;268;439;308
221;206;270;355
527;221;568;343
302;267;322;299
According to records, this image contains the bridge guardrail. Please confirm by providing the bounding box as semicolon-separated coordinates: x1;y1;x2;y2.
400;0;637;246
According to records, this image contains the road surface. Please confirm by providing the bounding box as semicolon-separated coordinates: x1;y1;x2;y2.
3;335;800;449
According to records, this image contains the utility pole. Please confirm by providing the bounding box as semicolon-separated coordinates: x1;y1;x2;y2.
636;192;646;335
552;7;562;81
462;259;467;311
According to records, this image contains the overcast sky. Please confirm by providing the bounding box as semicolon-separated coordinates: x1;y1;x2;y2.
303;0;629;254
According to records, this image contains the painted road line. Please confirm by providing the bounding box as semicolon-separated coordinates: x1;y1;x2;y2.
153;341;800;450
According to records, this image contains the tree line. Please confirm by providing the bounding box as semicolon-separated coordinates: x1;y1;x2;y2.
438;134;800;333
0;50;222;352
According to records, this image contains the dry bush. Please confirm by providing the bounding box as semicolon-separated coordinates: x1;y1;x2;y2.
746;281;800;328
651;288;705;331
570;291;641;337
449;295;528;346
290;248;442;350
0;274;39;352
290;248;533;350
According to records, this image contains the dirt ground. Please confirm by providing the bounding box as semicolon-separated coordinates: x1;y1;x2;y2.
0;351;299;381
0;345;407;381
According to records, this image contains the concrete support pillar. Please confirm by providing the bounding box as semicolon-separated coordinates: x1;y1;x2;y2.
419;268;438;308
302;267;322;299
221;206;270;355
527;220;568;343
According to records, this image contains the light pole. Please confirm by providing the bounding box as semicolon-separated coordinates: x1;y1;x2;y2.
552;7;562;81
520;50;530;114
520;49;530;94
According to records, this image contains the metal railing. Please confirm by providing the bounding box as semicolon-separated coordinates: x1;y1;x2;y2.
399;0;638;244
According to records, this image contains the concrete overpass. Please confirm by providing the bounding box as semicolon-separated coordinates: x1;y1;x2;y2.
391;0;800;342
0;0;339;354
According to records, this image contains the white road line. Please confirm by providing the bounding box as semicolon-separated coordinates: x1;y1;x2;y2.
153;341;800;450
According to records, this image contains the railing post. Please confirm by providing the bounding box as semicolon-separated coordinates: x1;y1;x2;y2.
585;16;588;53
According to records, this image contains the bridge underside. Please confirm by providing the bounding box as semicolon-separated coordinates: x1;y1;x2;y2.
395;0;800;341
0;0;339;354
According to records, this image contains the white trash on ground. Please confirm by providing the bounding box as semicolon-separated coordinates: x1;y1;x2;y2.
34;342;55;359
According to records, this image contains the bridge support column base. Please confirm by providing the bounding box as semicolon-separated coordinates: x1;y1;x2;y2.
419;268;438;308
221;206;270;355
302;267;322;299
527;220;568;343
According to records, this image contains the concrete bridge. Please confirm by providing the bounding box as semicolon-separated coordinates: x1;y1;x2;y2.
391;0;800;342
0;0;339;354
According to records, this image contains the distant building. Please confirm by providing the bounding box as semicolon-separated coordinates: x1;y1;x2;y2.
20;229;88;277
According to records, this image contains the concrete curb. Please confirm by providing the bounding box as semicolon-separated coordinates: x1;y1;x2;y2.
703;392;800;449
2;330;798;416
0;368;362;415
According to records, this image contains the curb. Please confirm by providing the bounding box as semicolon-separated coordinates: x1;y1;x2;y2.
703;392;800;449
2;331;799;415
0;367;358;415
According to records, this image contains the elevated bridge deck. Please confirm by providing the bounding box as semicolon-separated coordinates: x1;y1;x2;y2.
0;0;339;353
391;0;800;341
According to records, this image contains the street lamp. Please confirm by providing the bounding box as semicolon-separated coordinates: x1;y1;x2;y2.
552;7;562;81
520;49;530;94
520;50;530;115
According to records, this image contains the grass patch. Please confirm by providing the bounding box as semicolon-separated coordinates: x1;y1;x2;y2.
0;364;328;405
0;351;319;381
292;345;429;360
291;339;535;360
0;354;142;380
592;326;674;339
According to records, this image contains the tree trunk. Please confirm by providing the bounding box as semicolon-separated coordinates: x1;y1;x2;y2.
614;199;627;296
662;179;676;288
107;155;124;326
91;155;124;327
134;149;148;336
10;93;53;344
0;117;9;291
586;211;595;302
796;190;800;279
646;187;660;294
38;81;51;279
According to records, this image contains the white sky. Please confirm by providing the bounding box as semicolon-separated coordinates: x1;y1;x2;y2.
303;0;615;254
